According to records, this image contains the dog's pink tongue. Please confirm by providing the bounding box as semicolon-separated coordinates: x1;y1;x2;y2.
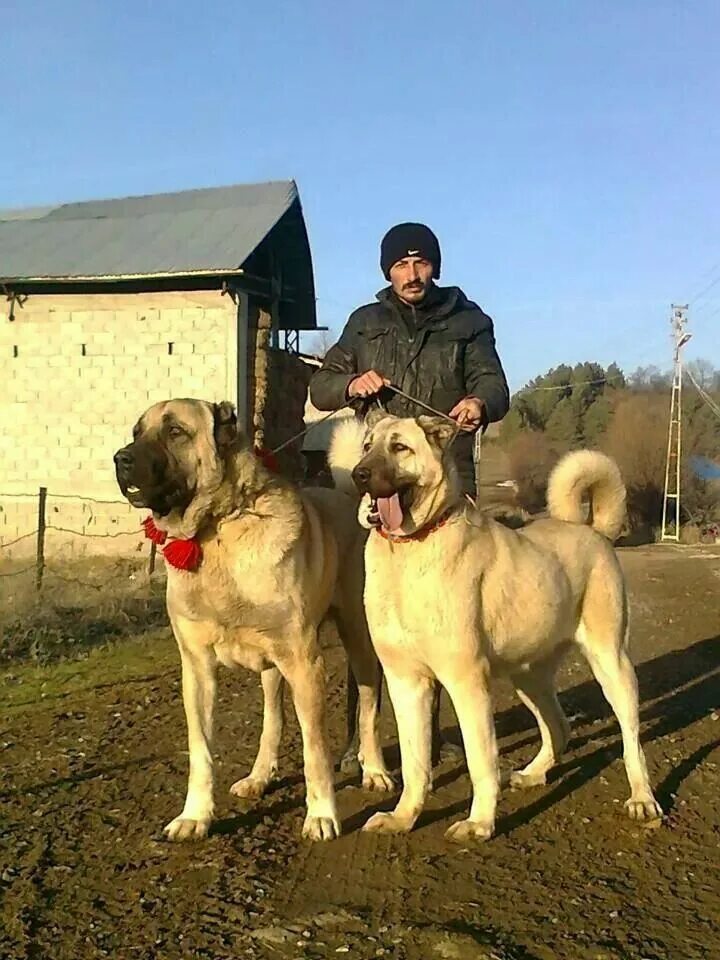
376;493;403;533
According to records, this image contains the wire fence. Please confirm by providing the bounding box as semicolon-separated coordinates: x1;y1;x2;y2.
0;488;168;664
0;486;159;591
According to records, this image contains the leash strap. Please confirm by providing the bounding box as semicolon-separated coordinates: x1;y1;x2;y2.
269;382;465;456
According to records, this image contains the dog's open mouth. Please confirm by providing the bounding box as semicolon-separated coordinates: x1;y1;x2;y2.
124;485;148;507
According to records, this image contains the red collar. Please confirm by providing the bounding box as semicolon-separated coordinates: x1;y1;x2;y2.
375;508;454;544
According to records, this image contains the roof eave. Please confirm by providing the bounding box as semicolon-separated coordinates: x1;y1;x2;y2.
0;267;247;284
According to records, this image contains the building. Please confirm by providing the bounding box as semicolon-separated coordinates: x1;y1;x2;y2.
0;180;317;559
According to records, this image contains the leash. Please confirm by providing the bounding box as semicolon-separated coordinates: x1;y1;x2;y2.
383;384;458;425
270;406;350;455
269;383;460;455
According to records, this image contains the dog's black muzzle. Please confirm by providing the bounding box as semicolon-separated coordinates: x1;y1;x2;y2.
113;441;188;515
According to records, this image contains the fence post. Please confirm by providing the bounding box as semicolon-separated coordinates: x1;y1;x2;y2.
148;541;157;577
36;486;47;592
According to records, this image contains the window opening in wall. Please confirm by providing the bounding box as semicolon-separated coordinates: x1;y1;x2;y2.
81;344;87;356
168;342;174;355
13;345;18;358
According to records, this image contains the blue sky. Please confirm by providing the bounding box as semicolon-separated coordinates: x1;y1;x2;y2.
2;0;718;389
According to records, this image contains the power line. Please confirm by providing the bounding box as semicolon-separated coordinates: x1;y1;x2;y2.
688;262;720;305
689;297;720;316
694;301;720;324
514;375;624;396
685;366;720;420
689;272;720;307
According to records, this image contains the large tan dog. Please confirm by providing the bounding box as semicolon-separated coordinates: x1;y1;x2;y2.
329;412;662;843
114;399;392;842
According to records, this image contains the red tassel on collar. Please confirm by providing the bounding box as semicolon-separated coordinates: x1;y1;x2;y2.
162;537;202;571
142;516;167;545
143;516;202;572
254;446;279;473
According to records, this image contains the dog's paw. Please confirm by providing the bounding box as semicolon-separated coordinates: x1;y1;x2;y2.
302;814;340;841
362;811;413;834
361;768;395;793
163;816;211;842
510;769;547;789
229;776;270;800
444;818;494;844
625;796;663;822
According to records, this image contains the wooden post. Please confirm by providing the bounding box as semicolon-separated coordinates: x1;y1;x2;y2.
148;541;157;577
36;486;47;592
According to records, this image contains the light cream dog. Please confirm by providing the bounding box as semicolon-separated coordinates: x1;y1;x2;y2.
328;412;662;842
114;399;392;843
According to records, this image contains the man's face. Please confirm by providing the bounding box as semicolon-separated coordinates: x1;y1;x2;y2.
389;257;434;304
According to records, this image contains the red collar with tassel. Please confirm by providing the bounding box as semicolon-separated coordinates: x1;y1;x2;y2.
142;516;202;571
375;508;454;544
141;447;280;572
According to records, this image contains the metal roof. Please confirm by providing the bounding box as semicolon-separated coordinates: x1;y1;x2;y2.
0;180;299;281
0;179;317;329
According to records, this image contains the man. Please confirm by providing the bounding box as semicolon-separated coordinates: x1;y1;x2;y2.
309;222;509;497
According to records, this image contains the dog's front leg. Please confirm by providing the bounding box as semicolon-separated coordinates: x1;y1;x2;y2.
165;621;217;841
442;660;499;843
279;634;340;841
363;669;433;834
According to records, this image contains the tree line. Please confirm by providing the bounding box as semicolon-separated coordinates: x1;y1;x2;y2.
499;360;720;534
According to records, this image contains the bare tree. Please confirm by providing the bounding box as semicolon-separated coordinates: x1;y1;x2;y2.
306;329;335;358
686;358;717;390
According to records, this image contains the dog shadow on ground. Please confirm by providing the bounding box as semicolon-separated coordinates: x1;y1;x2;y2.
7;636;717;840
346;635;720;836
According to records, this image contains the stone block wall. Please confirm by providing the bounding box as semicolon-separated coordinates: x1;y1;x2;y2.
248;307;311;479
0;290;237;559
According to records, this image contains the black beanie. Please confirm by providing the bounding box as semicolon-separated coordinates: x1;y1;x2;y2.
380;222;441;280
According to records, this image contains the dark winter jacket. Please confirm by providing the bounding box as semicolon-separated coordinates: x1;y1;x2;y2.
309;285;510;492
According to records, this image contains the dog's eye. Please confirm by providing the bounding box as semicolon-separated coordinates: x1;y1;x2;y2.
391;442;410;454
168;426;186;440
362;442;372;453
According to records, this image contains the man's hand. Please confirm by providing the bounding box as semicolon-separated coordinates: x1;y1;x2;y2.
347;370;391;399
449;396;485;432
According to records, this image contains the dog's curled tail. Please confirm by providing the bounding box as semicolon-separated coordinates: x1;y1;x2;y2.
327;417;365;496
547;450;626;541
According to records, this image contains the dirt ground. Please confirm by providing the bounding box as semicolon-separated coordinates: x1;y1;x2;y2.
1;543;719;960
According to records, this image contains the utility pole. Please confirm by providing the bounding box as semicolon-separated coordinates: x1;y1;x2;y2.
660;305;691;542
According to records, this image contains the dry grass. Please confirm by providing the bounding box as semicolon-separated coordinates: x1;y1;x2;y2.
0;556;167;664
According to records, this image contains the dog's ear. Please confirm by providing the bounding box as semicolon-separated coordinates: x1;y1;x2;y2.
365;407;393;430
418;415;457;451
212;401;238;453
